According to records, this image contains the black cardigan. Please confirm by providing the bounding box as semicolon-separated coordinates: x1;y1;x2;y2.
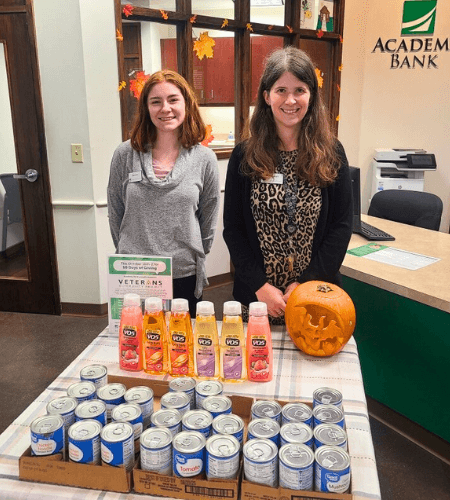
223;141;353;307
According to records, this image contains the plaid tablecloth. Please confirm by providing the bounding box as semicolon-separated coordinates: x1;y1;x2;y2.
0;325;381;500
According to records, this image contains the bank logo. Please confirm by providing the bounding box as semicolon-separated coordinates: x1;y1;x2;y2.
401;1;437;36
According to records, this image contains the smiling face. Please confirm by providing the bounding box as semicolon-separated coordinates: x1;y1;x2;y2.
263;71;311;135
147;81;186;136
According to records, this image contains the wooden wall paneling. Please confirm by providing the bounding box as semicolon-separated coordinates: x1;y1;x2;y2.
114;0;128;141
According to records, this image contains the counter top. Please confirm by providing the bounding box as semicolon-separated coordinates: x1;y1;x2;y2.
342;215;450;313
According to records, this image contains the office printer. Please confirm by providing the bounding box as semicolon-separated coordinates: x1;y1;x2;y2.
371;148;437;198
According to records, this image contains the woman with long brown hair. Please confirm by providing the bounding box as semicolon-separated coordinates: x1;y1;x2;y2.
108;70;220;316
223;47;352;323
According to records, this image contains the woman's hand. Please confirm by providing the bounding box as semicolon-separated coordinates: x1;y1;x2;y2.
255;283;286;318
283;282;300;303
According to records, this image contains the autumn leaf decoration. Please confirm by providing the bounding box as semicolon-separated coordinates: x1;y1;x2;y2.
129;71;151;99
287;25;294;33
201;124;214;147
246;23;253;32
123;4;134;17
338;64;343;72
315;68;323;88
317;29;324;38
190;15;197;24
116;29;123;42
160;10;168;20
118;81;127;92
221;19;229;29
194;32;215;60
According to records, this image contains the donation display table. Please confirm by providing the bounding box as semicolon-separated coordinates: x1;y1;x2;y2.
0;325;381;499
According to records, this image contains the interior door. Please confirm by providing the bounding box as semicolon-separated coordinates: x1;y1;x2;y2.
0;2;60;314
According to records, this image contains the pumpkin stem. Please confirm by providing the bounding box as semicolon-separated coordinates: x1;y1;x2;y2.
317;284;333;293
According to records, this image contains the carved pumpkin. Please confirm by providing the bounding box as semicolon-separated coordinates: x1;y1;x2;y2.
285;281;356;357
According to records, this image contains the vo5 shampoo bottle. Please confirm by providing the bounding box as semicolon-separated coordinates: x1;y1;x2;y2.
246;302;273;382
119;293;143;371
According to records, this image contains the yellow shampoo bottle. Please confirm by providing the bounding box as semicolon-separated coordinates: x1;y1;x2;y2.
168;298;194;377
220;301;246;382
143;297;167;375
194;301;219;380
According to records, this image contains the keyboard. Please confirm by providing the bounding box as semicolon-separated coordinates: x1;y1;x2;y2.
358;221;395;241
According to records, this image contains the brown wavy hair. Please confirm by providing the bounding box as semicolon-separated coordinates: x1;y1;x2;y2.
243;47;339;186
130;70;206;152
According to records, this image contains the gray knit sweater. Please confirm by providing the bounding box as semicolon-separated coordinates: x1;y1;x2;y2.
107;140;220;297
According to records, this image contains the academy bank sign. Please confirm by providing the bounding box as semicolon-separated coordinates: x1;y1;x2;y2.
372;0;448;69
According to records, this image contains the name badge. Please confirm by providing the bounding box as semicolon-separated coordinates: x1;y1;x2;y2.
262;173;283;184
128;171;142;182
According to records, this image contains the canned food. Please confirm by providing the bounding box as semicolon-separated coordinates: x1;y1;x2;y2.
314;423;348;451
140;427;173;475
182;410;213;438
251;400;282;424
124;386;154;429
206;434;240;479
75;399;107;426
67;381;97;403
100;421;134;470
80;364;108;389
97;383;127;420
281;402;313;427
68;419;102;464
212;414;245;447
247;418;280;447
46;396;78;441
30;415;65;457
151;409;182;437
173;431;206;477
313;387;343;409
195;380;223;410
279;443;314;490
169;377;196;409
160;391;190;417
315;445;351;493
243;438;278;487
280;422;314;448
202;395;232;418
313;404;345;428
111;403;143;452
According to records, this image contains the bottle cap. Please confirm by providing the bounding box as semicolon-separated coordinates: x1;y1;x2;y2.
123;293;140;307
145;297;163;312
196;301;215;315
223;301;242;316
249;301;268;317
172;298;189;312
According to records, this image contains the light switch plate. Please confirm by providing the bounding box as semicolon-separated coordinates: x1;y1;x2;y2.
71;144;83;163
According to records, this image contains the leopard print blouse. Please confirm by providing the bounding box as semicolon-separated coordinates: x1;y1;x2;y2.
247;149;322;325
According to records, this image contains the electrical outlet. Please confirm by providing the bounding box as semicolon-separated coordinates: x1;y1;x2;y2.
71;144;83;163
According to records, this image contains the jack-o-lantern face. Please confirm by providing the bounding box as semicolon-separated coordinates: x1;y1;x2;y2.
285;281;356;357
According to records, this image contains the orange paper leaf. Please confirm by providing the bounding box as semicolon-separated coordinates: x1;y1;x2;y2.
190;14;197;24
317;29;324;38
337;84;341;92
116;29;123;42
268;25;274;30
287;25;293;33
123;4;134;17
160;9;168;20
193;31;215;60
336;115;340;121
246;23;253;32
338;64;343;71
201;124;214;147
221;19;229;29
129;71;151;99
340;35;343;44
315;68;323;88
118;81;127;91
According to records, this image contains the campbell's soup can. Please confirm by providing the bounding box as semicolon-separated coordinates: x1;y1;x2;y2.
280;422;314;448
172;431;206;477
202;395;232;418
75;399;107;426
67;381;97;404
247;418;280;447
100;422;134;470
313;387;343;410
30;415;65;458
182;409;213;438
151;409;182;437
313;404;345;428
315;446;351;493
160;391;190;417
68;419;102;465
195;380;223;410
206;434;240;480
124;386;154;429
212;413;245;447
243;438;278;487
281;402;313;427
140;427;173;476
279;443;314;491
169;377;196;409
97;383;127;421
251;400;282;424
80;364;108;389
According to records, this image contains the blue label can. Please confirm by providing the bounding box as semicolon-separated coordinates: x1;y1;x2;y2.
140;427;173;476
206;434;240;479
315;446;351;493
46;396;78;445
182;409;213;438
281;402;313;427
97;383;127;421
151;409;182;437
30;415;65;457
251;400;282;424
313;423;348;451
75;399;107;426
313;387;343;410
124;386;154;429
247;418;280;447
80;364;108;389
313;404;345;428
195;380;223;410
243;438;279;487
68;419;102;464
100;421;134;470
173;431;206;477
280;422;314;448
279;443;314;490
111;403;143;454
160;391;190;417
169;377;196;410
202;395;232;418
67;381;97;403
212;413;244;447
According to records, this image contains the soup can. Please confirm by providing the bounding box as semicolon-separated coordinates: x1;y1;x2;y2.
247;418;280;447
68;419;102;464
67;381;97;403
212;413;245;447
313;404;345;428
100;421;134;470
124;386;154;429
151;408;182;437
97;383;127;421
169;377;196;409
140;427;173;476
243;438;278;487
202;395;232;418
279;443;314;490
182;409;213;438
313;387;343;409
315;445;351;493
206;434;240;480
251;400;282;424
80;364;108;389
281;402;313;427
195;380;223;410
314;423;348;451
172;431;206;477
160;391;190;417
30;414;65;457
111;403;143;452
75;399;107;426
46;396;78;442
280;422;314;448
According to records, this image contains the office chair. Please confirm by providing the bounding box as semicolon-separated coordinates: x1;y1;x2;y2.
368;189;443;231
0;173;22;255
